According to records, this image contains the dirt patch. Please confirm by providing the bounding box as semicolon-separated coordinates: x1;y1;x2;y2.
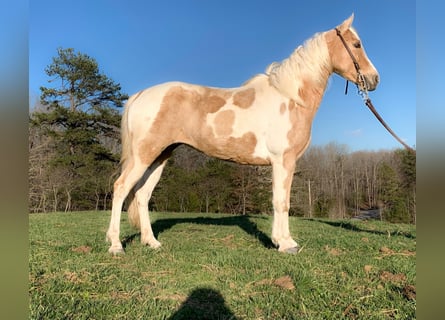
71;245;92;253
220;234;236;248
402;284;416;300
379;246;415;258
274;275;295;290
154;293;187;302
325;245;342;256
364;265;373;274
250;275;295;291
64;271;89;284
379;271;407;283
111;290;134;301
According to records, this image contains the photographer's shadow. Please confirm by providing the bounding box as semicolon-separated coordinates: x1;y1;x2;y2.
168;288;238;320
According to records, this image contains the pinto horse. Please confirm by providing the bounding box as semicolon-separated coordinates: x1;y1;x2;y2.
106;14;379;254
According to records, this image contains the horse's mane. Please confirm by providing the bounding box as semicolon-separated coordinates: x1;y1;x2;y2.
266;32;331;104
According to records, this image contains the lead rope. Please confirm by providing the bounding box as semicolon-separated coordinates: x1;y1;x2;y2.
347;80;414;153
336;28;415;154
363;97;415;153
354;78;414;153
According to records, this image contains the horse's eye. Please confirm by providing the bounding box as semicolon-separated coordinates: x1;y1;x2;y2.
353;42;361;49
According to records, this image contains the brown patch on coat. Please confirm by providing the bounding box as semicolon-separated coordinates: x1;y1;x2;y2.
281;98;316;193
233;88;255;108
200;131;268;165
288;99;296;112
138;85;268;166
279;102;286;115
138;86;229;164
213;110;235;136
298;79;324;109
205;95;228;113
284;74;327;171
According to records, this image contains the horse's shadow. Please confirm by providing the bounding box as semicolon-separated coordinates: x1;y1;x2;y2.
306;218;416;239
122;214;274;250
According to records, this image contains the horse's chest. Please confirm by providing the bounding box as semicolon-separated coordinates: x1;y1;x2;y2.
265;104;312;154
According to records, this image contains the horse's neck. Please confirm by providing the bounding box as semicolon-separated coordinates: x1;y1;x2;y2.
268;32;332;109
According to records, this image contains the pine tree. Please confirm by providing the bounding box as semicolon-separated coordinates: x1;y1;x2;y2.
30;48;128;211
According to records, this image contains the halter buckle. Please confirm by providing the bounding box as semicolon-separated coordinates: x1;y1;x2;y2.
357;72;369;101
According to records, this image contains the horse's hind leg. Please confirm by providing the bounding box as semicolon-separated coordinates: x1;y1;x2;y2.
106;160;149;254
135;149;173;249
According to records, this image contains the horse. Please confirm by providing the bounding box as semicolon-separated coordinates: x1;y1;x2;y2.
106;14;379;254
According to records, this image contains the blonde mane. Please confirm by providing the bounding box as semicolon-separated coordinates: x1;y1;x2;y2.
266;32;331;104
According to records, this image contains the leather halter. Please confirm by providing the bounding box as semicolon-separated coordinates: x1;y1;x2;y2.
335;28;361;74
335;27;369;98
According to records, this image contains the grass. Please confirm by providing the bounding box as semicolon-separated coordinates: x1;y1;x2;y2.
29;211;416;319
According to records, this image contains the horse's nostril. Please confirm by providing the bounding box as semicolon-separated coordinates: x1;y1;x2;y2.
375;75;380;84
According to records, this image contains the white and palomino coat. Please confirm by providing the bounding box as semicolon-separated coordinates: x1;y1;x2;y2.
107;14;379;254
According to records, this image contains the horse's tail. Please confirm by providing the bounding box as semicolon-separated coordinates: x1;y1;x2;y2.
120;94;141;230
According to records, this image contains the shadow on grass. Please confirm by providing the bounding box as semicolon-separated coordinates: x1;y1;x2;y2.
307;219;416;239
122;215;274;250
168;287;238;320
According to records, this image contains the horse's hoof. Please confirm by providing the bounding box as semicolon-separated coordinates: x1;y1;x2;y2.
144;241;162;249
142;238;162;249
108;246;125;255
150;241;162;249
284;246;300;254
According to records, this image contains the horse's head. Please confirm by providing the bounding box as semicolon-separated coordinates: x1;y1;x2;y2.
327;14;379;91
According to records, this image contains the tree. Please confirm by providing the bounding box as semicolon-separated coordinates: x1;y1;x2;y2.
29;48;128;212
377;161;407;223
394;149;416;223
40;48;127;112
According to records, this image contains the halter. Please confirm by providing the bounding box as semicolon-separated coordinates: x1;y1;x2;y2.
335;27;369;100
335;28;415;153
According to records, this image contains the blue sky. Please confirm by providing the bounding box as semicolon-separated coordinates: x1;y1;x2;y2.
29;0;415;151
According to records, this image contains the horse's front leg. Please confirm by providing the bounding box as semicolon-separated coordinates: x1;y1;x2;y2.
271;158;300;253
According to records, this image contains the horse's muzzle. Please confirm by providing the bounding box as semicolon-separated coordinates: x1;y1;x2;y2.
363;73;379;91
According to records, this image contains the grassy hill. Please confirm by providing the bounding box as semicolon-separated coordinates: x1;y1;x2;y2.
29;211;416;319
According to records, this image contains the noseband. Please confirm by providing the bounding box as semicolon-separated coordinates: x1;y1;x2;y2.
335;28;369;100
335;28;415;153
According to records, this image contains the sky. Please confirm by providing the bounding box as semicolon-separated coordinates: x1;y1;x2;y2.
29;0;416;152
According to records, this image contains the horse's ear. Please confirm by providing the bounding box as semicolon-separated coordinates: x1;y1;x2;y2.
337;13;354;32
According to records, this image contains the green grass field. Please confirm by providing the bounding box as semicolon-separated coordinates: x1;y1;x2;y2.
29;211;416;319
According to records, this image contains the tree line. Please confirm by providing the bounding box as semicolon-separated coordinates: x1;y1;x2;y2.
29;48;416;223
145;143;416;223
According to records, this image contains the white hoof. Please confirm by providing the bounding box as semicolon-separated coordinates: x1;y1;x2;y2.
282;246;300;254
142;238;162;249
277;238;300;254
108;245;125;255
